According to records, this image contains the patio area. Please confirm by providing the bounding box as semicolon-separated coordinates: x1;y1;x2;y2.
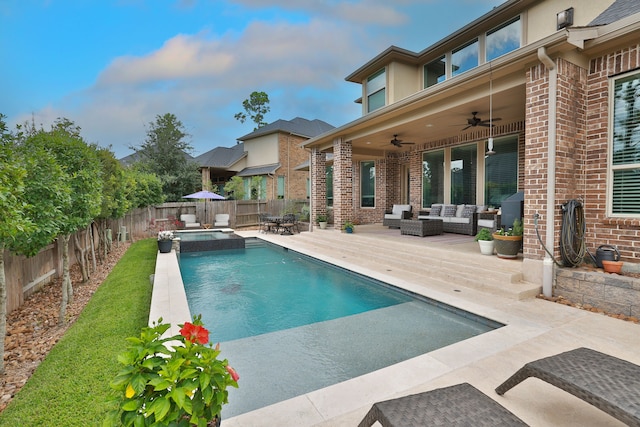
220;225;640;426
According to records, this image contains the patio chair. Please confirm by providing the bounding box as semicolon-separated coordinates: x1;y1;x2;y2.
382;204;412;229
358;383;527;426
496;347;640;426
214;214;230;227
279;214;296;235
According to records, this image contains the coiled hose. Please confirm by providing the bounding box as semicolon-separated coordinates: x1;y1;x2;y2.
559;199;587;267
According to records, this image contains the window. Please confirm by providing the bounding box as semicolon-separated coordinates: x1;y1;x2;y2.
450;144;477;204
611;72;640;215
422;150;444;208
424;55;446;88
326;165;333;207
277;176;285;199
366;68;386;113
484;136;518;207
486;17;521;61
361;161;375;207
451;39;478;77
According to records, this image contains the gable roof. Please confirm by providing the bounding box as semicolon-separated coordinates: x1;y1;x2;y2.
590;0;640;25
194;143;246;168
237;117;334;141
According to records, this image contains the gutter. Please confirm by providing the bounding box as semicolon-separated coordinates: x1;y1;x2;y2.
537;46;556;298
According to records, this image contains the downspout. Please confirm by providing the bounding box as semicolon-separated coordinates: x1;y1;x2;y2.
537;47;556;298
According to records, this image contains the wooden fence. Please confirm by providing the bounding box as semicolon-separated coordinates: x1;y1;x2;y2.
2;199;309;313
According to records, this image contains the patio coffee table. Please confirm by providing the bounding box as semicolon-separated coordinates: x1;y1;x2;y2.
401;219;443;237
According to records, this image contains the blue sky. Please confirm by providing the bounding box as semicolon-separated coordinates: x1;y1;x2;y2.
1;0;505;159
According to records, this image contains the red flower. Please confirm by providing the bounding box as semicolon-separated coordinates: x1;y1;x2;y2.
179;322;209;344
226;365;240;382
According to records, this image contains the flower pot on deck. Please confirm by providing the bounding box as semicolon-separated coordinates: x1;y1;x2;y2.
478;240;495;255
158;239;173;253
492;234;522;259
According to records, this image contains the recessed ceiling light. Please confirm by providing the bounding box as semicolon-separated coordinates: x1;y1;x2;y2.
425;124;433;127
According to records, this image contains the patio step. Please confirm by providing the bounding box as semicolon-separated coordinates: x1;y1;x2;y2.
270;230;539;300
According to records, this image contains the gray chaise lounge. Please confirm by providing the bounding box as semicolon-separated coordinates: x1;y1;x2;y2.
496;347;640;426
358;383;526;426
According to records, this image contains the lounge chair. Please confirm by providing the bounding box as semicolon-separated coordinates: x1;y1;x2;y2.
214;214;230;227
383;204;412;229
358;383;526;426
496;347;640;426
180;214;200;229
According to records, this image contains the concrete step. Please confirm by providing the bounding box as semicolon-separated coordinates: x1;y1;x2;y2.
261;230;539;300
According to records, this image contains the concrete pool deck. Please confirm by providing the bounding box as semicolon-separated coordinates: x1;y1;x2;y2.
152;226;640;426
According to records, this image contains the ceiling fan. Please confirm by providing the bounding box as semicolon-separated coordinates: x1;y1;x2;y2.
461;112;501;130
390;134;415;147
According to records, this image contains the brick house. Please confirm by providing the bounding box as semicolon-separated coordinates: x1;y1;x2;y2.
196;117;333;200
303;0;640;291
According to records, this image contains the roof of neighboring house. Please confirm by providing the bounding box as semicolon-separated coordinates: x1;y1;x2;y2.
194;143;246;168
119;150;195;166
589;0;640;25
237;117;334;141
236;163;280;177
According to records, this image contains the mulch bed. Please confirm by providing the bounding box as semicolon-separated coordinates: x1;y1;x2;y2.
0;241;131;412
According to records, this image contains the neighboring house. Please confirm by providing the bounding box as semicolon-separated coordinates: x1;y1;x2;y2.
303;0;640;289
198;117;334;200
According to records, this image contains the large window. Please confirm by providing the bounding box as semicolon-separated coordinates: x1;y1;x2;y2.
361;161;375;207
424;55;446;88
366;68;386;113
450;144;477;204
451;39;478;77
485;136;518;207
422;150;444;207
486;17;521;61
611;72;640;215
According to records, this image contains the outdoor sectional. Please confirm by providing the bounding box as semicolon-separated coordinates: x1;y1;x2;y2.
383;204;412;228
417;204;480;236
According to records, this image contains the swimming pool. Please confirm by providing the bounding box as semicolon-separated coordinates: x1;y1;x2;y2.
178;241;502;418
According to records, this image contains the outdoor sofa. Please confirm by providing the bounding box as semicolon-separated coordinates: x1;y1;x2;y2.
383;204;412;228
417;204;480;235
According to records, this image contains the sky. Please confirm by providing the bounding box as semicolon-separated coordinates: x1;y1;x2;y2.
1;0;506;159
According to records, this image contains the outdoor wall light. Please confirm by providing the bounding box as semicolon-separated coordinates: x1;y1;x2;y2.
557;7;574;30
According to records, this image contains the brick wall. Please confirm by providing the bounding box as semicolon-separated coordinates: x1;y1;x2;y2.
310;148;326;223
586;44;640;262
276;133;310;200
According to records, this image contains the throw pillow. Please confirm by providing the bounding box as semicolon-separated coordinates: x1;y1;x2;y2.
462;205;476;218
442;205;457;217
455;204;465;217
429;205;442;216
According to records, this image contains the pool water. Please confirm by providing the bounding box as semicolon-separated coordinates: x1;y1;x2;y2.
178;242;501;418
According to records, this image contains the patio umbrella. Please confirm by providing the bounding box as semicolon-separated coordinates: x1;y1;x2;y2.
182;190;225;224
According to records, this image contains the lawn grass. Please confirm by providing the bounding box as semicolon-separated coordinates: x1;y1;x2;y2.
0;239;156;426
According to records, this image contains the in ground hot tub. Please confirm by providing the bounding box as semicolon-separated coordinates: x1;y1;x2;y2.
175;229;245;252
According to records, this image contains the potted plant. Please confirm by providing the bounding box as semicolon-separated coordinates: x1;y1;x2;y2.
105;316;239;427
492;218;523;259
474;228;495;255
342;220;355;233
157;230;174;253
317;214;328;229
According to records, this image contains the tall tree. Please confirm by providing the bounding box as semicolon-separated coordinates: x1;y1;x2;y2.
0;115;35;374
234;91;270;130
133;113;200;201
28;121;103;324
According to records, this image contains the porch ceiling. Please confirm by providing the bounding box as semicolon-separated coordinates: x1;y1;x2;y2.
348;82;526;161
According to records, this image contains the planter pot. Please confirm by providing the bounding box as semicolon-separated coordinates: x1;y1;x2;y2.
492;234;522;259
344;227;353;234
477;240;495;255
602;260;623;274
158;239;173;253
318;221;327;229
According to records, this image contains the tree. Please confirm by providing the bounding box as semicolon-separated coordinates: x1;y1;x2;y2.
27;121;103;324
0;115;36;373
234;91;270;130
224;176;245;200
133;113;201;201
